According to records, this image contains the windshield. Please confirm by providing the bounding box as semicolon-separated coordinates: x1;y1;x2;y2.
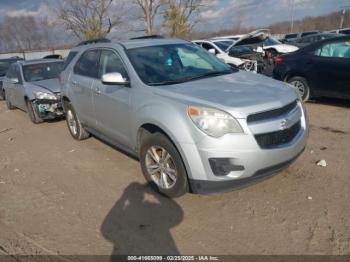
214;41;234;51
126;43;234;86
0;61;13;76
23;62;64;82
264;37;281;46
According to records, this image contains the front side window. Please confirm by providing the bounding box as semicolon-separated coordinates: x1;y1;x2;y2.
6;64;16;79
74;50;100;78
315;40;350;58
0;61;12;77
98;50;128;79
126;43;233;86
23;62;63;82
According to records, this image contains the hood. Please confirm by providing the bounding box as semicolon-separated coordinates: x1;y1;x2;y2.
154;71;298;119
264;44;299;53
231;29;270;47
30;78;61;93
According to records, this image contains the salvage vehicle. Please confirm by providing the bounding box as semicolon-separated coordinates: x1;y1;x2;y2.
0;56;24;100
225;29;299;56
193;39;258;72
3;59;64;123
60;38;308;197
273;35;350;101
293;33;344;48
224;30;298;75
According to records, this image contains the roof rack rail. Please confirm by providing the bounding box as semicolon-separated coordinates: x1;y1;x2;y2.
76;38;111;46
130;35;164;40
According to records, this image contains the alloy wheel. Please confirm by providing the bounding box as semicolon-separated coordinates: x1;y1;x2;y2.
290;80;306;98
145;146;178;189
67;110;78;135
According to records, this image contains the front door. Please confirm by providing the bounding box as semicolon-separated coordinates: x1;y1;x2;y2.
93;49;132;147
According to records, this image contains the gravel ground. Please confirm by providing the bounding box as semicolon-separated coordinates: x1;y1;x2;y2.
0;99;349;257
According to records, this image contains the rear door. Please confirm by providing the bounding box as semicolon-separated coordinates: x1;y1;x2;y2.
69;49;101;127
92;49;132;147
309;39;350;98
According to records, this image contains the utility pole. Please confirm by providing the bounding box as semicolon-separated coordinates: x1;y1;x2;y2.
290;0;295;33
339;6;350;29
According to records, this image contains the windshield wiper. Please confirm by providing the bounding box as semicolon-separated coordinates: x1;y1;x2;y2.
149;70;233;86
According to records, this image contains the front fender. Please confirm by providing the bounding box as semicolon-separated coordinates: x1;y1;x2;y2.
133;100;205;147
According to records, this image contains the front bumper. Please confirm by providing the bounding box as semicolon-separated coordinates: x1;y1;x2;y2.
179;101;308;194
190;147;305;194
33;99;64;120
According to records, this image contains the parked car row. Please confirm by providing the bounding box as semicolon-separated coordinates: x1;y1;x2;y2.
196;29;350;103
1;37;308;198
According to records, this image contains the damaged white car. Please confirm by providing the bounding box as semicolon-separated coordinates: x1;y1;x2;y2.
224;29;299;74
193;39;258;72
3;59;64;124
220;29;298;55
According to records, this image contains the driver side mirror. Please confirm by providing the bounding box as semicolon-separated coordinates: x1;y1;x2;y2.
10;78;19;84
101;72;130;86
208;48;216;55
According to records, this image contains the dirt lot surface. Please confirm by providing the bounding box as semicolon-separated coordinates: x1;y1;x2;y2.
0;99;350;257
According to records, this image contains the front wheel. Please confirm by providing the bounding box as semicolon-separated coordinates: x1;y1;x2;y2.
65;102;90;140
0;88;5;101
288;76;310;102
140;131;189;198
27;100;43;124
5;93;15;110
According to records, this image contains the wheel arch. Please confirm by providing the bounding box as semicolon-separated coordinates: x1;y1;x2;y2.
137;122;194;193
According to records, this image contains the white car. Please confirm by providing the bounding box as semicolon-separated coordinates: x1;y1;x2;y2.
192;39;258;72
220;29;299;55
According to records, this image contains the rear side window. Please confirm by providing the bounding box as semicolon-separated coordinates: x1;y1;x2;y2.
315;40;350;58
63;51;78;70
74;50;100;78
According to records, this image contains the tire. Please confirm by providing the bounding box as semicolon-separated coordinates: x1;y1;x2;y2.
26;100;44;124
5;93;15;110
140;131;189;198
65;102;90;140
0;88;5;101
287;76;310;102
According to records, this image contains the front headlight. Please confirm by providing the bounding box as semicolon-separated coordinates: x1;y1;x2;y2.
188;106;243;137
33;91;57;100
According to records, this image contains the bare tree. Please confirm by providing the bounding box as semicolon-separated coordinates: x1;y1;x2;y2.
132;0;165;35
0;16;42;51
57;0;124;40
163;0;204;38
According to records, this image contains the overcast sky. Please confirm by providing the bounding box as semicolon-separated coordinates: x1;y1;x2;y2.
0;0;349;31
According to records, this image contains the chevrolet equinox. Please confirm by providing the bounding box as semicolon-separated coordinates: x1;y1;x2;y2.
60;38;308;197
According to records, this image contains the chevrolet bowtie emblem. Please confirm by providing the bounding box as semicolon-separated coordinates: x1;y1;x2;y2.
280;118;290;130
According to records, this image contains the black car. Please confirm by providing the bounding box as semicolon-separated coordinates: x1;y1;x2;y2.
0;57;24;100
294;33;344;48
273;36;350;101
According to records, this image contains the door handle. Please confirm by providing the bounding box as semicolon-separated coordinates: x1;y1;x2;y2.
94;87;101;95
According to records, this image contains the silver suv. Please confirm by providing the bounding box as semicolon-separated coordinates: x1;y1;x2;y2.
60;38;308;197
